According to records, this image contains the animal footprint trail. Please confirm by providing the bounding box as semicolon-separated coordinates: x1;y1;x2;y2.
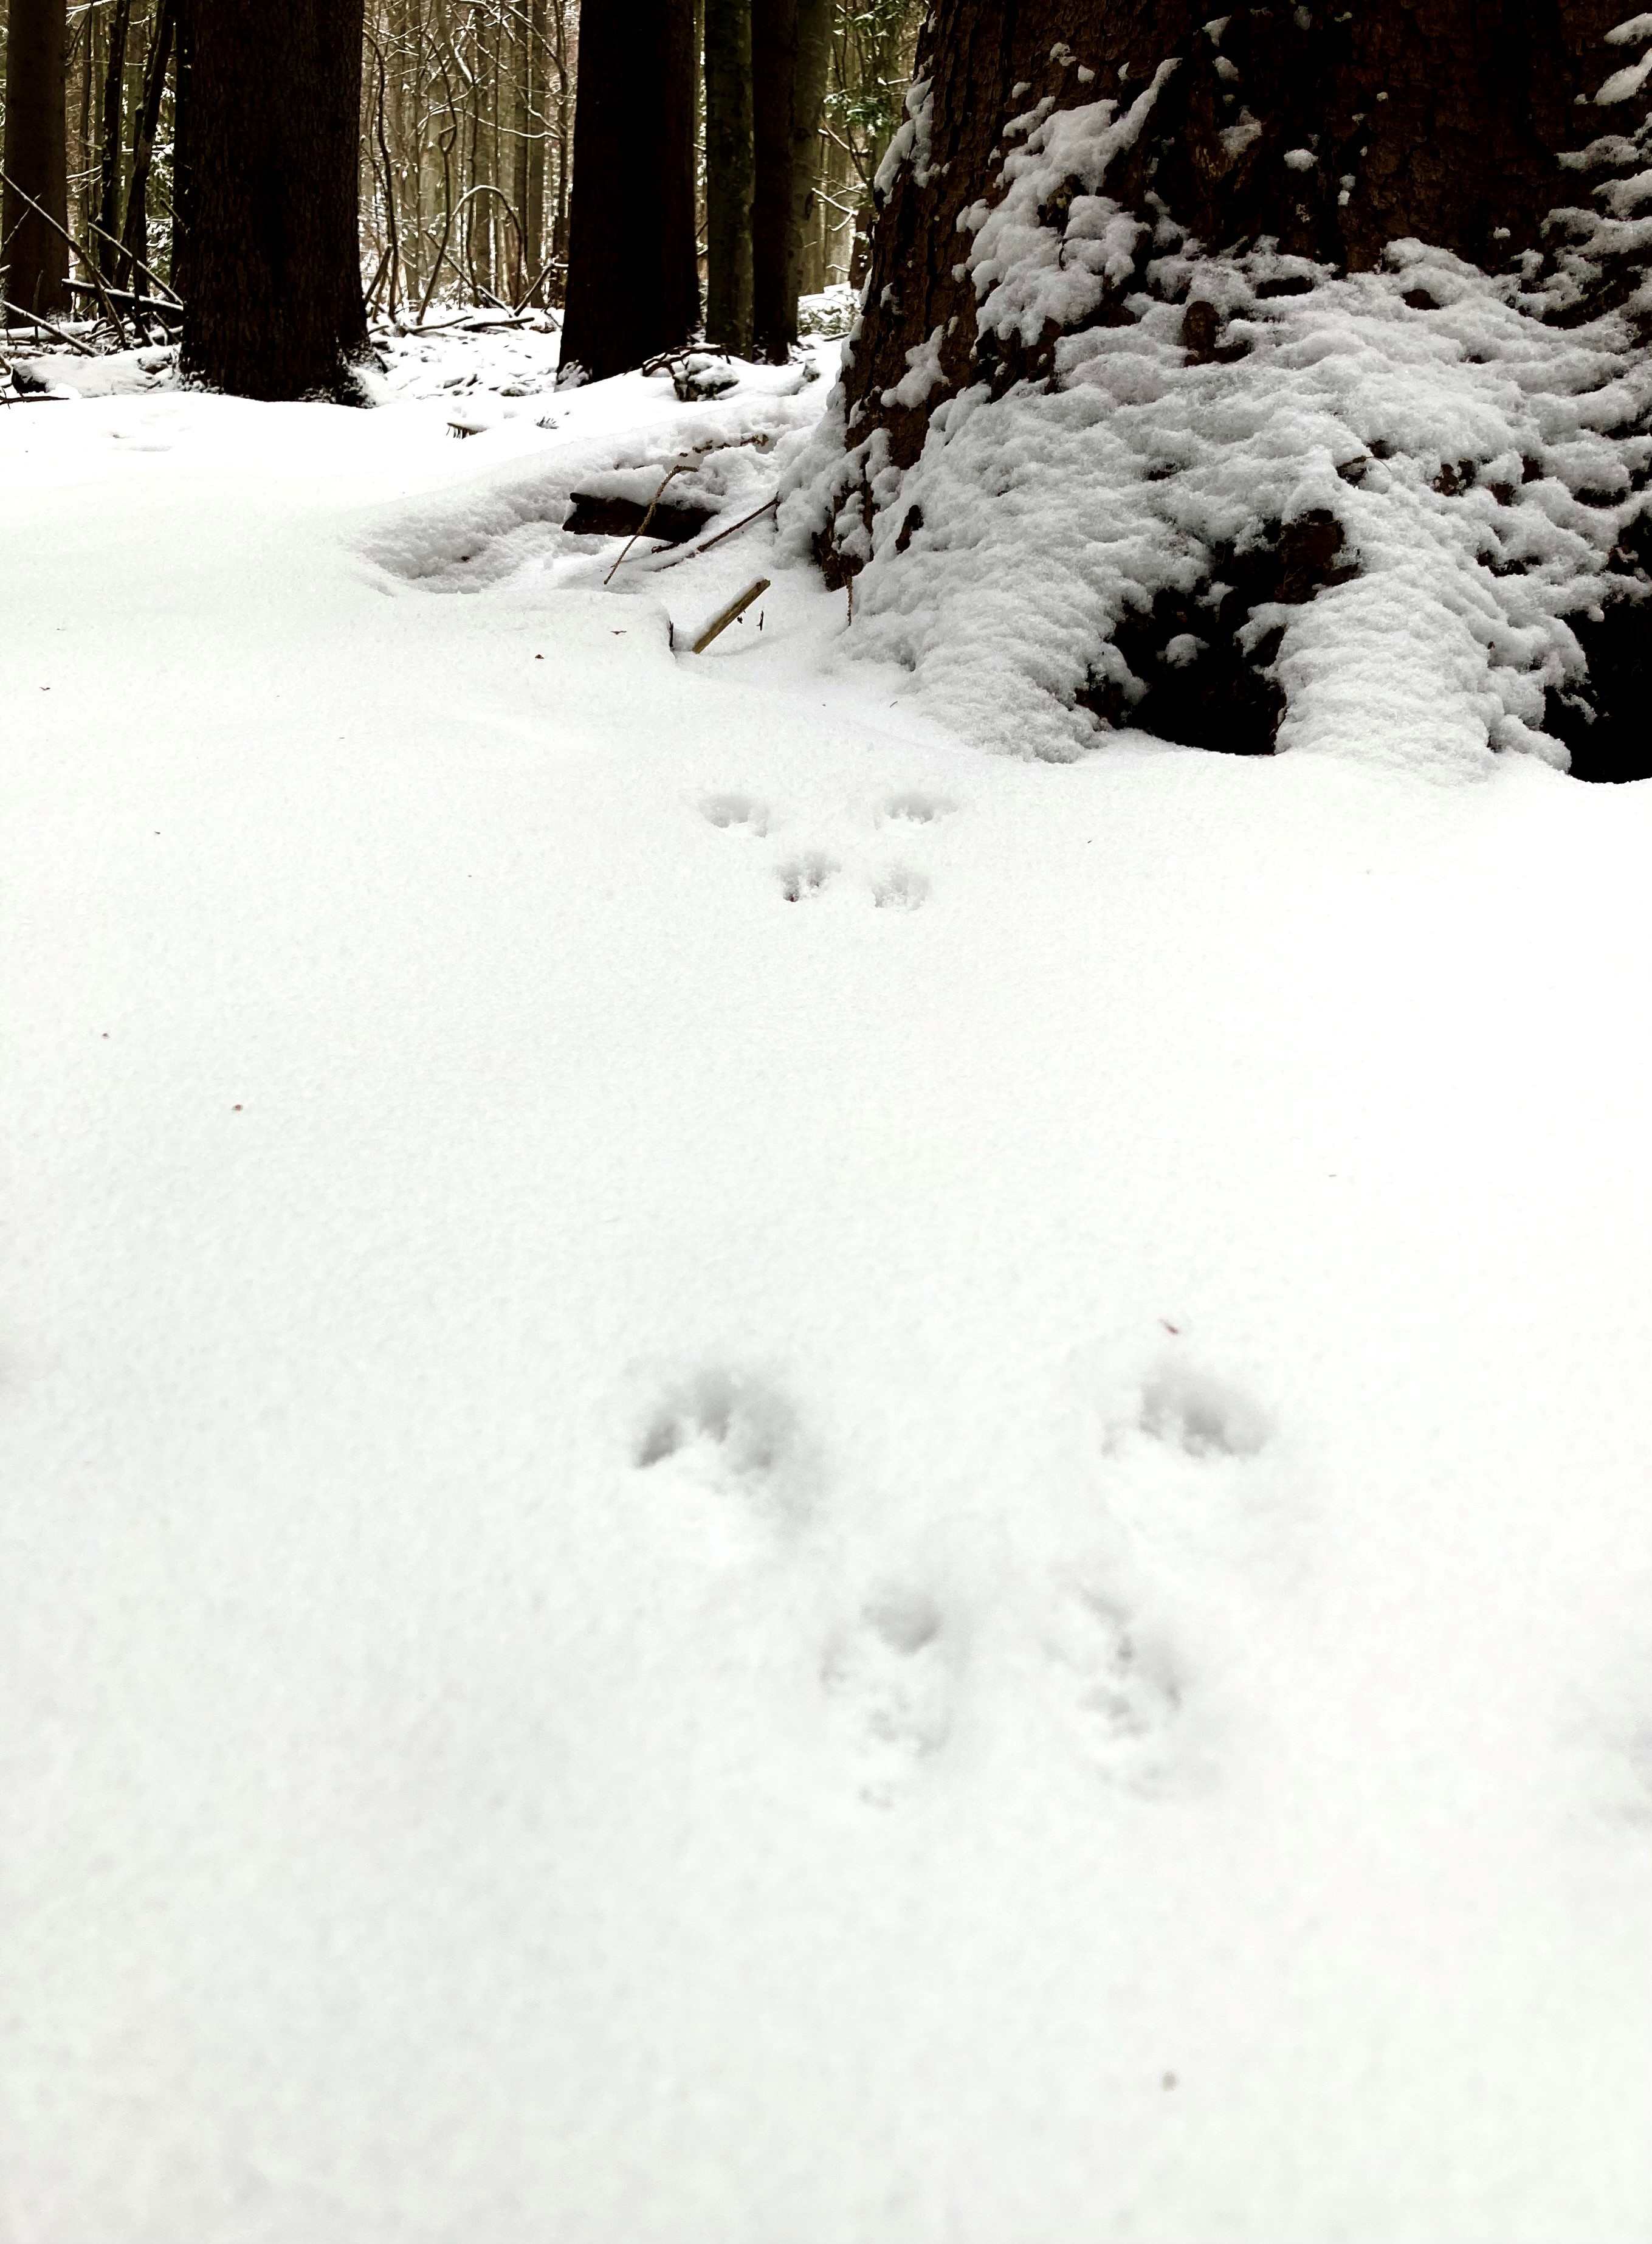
878;790;955;827
870;865;929;911
823;1585;957;1803
632;1365;813;1529
1043;1581;1185;1789
776;852;838;903
1134;1358;1270;1460
699;792;769;836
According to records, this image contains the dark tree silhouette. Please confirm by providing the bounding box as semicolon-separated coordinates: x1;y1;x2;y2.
176;0;369;400
1;0;70;319
560;0;698;381
705;0;755;353
752;0;831;361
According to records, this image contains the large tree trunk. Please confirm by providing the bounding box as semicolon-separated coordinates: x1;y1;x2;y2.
802;0;1652;779
559;0;698;381
2;0;71;319
844;0;1631;477
704;0;754;352
176;0;368;401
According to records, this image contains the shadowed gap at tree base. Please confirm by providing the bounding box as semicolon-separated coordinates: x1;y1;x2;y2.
1078;513;1355;759
563;491;718;544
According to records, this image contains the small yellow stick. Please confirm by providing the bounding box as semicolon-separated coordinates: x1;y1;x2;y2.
689;577;771;654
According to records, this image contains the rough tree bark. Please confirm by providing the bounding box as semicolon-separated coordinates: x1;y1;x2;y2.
176;0;369;399
2;0;71;318
560;0;698;380
847;0;1631;476
704;0;755;352
826;0;1651;778
752;0;831;359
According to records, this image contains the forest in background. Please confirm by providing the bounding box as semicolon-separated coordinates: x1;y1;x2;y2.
0;0;921;323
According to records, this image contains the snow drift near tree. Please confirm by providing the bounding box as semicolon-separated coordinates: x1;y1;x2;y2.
785;45;1652;777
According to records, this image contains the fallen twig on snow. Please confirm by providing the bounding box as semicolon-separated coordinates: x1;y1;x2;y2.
689;578;770;654
603;464;690;582
641;493;779;572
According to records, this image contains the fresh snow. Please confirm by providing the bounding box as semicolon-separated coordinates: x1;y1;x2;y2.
791;69;1652;775
2;323;1651;2244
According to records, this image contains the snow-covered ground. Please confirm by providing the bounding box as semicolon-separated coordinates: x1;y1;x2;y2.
3;326;1651;2244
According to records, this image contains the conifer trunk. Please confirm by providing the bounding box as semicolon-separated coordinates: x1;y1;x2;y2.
176;0;369;400
704;0;755;352
842;0;1630;478
119;0;177;294
560;0;699;381
1;0;71;319
752;0;831;359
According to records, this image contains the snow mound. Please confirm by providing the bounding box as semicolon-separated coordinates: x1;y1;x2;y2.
782;80;1652;778
350;381;821;593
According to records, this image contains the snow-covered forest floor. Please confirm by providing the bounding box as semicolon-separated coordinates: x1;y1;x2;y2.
3;322;1651;2243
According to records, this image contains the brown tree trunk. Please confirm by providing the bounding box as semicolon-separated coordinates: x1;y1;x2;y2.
817;0;1652;778
785;0;831;314
752;0;830;359
843;0;1632;480
751;0;797;361
704;0;754;351
2;0;71;319
560;0;698;379
94;0;132;279
176;0;369;401
118;0;177;295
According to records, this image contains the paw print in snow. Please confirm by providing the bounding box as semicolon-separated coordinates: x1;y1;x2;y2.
1135;1356;1269;1459
823;1585;955;1801
700;792;770;837
632;1365;812;1527
1044;1579;1184;1788
776;852;838;902
878;790;955;827
870;865;929;911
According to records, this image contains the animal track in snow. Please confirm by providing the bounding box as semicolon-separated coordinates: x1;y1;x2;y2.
1135;1356;1270;1459
879;790;955;827
700;792;770;836
1043;1579;1184;1787
776;852;838;902
870;865;929;911
823;1585;955;1801
632;1365;812;1525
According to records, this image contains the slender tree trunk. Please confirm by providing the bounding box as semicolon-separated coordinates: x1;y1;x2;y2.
704;0;754;351
2;0;71;317
751;0;828;359
170;0;193;293
751;0;797;361
785;0;830;318
118;0;177;293
95;0;133;278
177;0;370;399
560;0;698;380
523;0;548;300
